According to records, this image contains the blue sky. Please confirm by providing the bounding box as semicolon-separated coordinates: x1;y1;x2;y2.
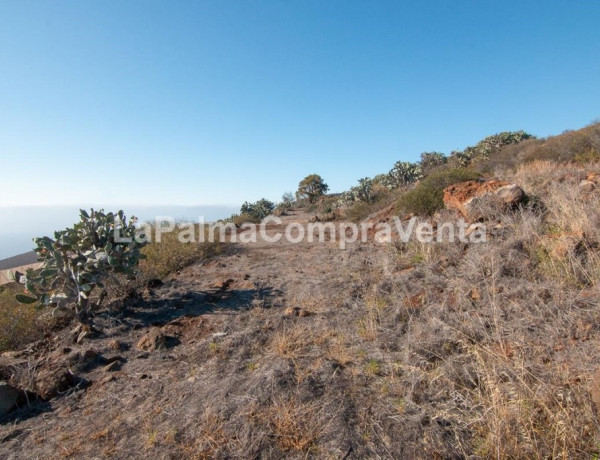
1;0;599;207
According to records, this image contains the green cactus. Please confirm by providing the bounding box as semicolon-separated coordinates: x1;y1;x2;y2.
450;130;535;166
240;198;275;221
419;151;447;169
383;161;423;189
15;209;146;323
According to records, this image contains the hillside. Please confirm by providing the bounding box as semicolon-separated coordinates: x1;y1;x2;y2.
1;123;600;459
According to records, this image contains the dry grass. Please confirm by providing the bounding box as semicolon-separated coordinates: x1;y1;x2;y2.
5;137;600;459
140;224;222;280
269;323;315;359
256;396;332;453
0;283;43;352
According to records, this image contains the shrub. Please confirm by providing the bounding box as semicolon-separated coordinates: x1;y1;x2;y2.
16;209;146;323
574;146;600;164
140;224;221;280
397;168;482;216
240;199;275;221
345;201;374;223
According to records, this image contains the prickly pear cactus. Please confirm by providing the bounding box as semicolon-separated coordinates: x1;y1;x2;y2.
16;209;146;322
383;161;423;189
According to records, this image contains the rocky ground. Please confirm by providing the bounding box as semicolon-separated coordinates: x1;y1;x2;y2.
1;183;600;460
0;211;398;458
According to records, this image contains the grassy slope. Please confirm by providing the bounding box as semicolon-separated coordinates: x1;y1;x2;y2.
1;123;600;458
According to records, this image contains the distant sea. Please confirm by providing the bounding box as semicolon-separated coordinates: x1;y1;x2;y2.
0;205;237;260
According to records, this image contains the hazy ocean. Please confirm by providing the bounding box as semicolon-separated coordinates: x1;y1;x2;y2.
0;205;237;261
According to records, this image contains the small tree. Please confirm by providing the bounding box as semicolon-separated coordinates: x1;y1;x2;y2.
296;174;329;204
16;209;145;323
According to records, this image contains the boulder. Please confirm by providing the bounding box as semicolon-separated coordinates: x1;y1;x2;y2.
34;366;77;400
136;328;167;351
443;179;525;220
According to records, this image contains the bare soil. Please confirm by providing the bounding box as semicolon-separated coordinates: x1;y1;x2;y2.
1;204;599;459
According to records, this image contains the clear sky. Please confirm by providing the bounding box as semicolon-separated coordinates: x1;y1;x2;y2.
1;0;599;207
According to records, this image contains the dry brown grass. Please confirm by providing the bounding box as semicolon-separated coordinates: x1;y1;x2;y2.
140;224;222;280
257;396;331;453
513;160;600;287
269;323;315;359
0;283;43;352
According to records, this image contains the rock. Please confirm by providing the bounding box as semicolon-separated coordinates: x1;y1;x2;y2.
298;309;313;318
580;179;596;192
0;381;19;416
443;179;525;221
103;361;122;372
35;366;77;400
108;340;128;352
99;375;116;385
580;180;596;193
105;356;126;365
136;328;167;351
74;324;99;344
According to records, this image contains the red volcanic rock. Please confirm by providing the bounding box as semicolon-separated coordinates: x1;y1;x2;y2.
443;179;525;220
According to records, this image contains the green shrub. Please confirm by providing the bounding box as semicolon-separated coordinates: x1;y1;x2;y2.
397;168;482;216
346;201;375;222
574;147;600;164
16;209;145;323
240;199;275;221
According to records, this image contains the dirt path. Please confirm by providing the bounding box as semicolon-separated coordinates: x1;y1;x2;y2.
0;210;394;459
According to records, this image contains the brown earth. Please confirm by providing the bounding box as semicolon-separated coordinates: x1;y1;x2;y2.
1;203;599;459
